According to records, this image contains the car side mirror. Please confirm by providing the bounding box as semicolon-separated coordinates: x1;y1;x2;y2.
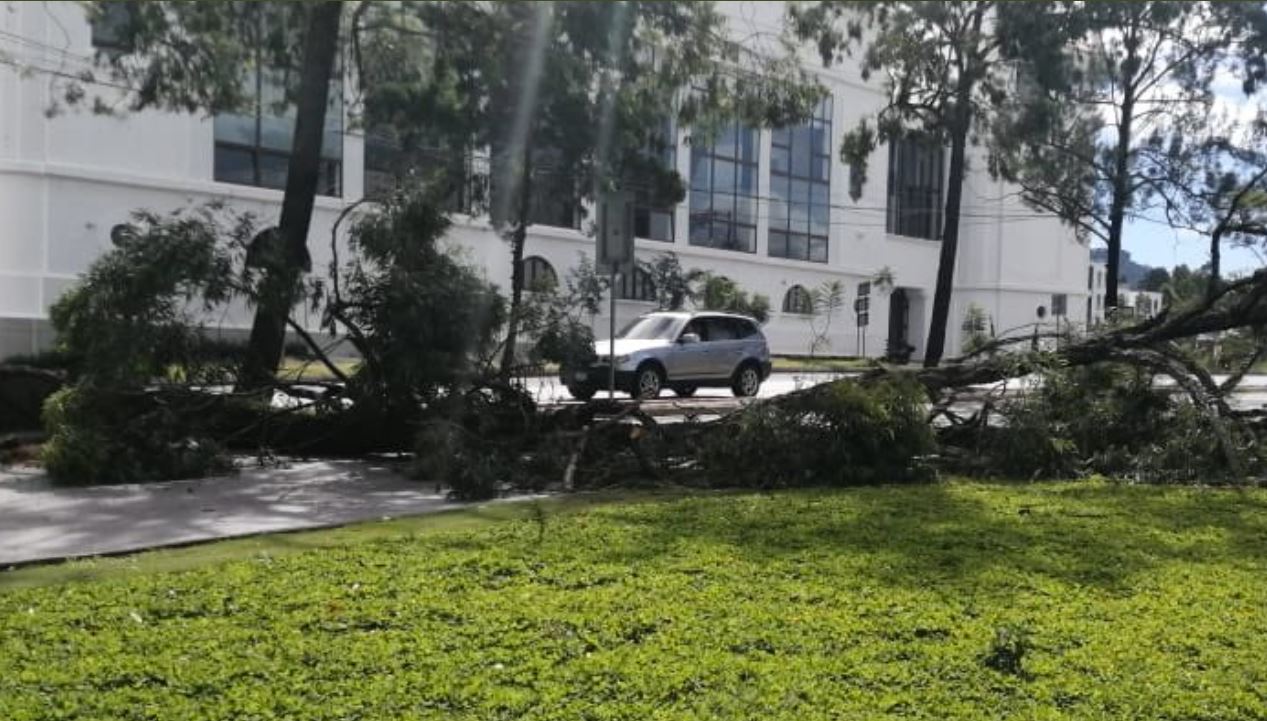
679;332;700;345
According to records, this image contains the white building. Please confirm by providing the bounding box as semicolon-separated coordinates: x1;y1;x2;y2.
0;1;1090;361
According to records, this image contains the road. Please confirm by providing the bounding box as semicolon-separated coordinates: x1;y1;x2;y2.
522;371;1267;414
523;371;851;405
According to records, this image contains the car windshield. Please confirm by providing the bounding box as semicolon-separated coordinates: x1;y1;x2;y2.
617;315;683;340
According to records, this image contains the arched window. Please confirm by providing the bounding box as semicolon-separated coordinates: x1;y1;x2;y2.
782;285;813;315
522;256;558;292
617;267;657;302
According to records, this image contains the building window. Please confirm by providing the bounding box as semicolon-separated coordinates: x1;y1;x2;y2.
1051;293;1068;317
886;135;944;240
1087;266;1094;291
770;95;831;263
782;285;814;315
89;1;137;52
689;122;758;253
522;256;558;292
634;118;677;242
213;14;343;197
616;267;657;302
527;148;580;229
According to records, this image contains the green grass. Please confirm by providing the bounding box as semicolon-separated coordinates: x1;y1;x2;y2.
276;356;362;382
4;482;1267;720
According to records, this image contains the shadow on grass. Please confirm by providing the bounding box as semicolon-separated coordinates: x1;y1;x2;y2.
563;482;1267;593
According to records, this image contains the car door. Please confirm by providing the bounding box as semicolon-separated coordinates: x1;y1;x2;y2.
699;317;742;378
665;318;710;380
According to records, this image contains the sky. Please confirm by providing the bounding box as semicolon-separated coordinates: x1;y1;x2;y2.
1120;68;1265;275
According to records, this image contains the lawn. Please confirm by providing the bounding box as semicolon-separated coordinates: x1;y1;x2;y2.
3;482;1267;720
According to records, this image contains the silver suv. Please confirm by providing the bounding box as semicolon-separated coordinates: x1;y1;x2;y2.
563;311;772;400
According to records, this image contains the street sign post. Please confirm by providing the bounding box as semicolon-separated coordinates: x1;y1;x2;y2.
597;192;636;399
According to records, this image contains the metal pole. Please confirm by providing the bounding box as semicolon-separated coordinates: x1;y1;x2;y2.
609;268;617;400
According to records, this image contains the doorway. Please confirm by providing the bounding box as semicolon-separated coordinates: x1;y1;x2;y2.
887;288;911;362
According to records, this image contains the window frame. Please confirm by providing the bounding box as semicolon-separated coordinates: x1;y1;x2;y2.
688;121;759;254
769;95;832;263
522;256;558;293
886;135;944;241
782;285;814;315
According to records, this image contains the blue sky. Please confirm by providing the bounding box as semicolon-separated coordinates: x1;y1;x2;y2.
1123;216;1262;274
1119;67;1264;275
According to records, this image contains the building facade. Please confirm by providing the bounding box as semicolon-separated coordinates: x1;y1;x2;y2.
0;1;1091;360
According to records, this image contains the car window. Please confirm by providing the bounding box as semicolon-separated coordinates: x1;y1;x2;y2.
727;318;757;339
681;319;708;341
619;315;682;340
703;318;736;341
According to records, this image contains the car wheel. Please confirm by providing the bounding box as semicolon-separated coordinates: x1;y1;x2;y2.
634;364;663;399
731;363;762;397
672;385;698;398
567;384;596;402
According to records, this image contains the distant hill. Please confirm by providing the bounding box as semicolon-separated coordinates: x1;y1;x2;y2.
1090;248;1158;290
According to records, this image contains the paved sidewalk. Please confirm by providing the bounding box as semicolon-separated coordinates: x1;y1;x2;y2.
0;460;492;566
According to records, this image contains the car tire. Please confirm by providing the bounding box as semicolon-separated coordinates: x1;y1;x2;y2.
633;364;663;399
731;362;762;398
672;385;698;398
567;384;596;402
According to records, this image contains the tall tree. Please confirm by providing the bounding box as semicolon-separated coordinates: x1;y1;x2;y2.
72;1;356;387
395;1;823;381
992;1;1267;316
790;2;1027;367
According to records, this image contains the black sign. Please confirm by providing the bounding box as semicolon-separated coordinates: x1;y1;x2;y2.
858;311;869;327
854;297;870;313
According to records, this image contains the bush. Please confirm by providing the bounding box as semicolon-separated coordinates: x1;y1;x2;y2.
956;362;1259;483
333;187;505;425
697;377;935;487
41;387;232;485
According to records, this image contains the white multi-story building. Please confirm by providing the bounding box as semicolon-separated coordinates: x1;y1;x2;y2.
0;1;1090;361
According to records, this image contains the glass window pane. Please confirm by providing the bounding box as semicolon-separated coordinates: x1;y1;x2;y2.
791;178;810;205
814;156;831;182
735;194;756;226
772;127;790;147
259;114;294;153
769;197;788;229
258;152;289;190
691;189;711;211
811;125;829;157
811;182;829;207
214;113;256;147
809;237;828;263
788;232;808;260
771;145;789;175
690;148;711;191
735;224;755;252
715;122;738;159
792;126;813;177
689;217;711;244
739;127;757;163
712;192;736;222
214;145;255;185
738;164;756;195
769;230;787;258
713;159;736;193
810;203;829;236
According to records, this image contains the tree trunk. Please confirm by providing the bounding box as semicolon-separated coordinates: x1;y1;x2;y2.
1104;24;1141;316
1208;229;1223;302
923;68;977;367
498;145;535;381
239;1;342;389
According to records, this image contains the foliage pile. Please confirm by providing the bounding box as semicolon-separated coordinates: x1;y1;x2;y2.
41;206;253;484
4;483;1267;719
697;377;935;487
942;362;1263;484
